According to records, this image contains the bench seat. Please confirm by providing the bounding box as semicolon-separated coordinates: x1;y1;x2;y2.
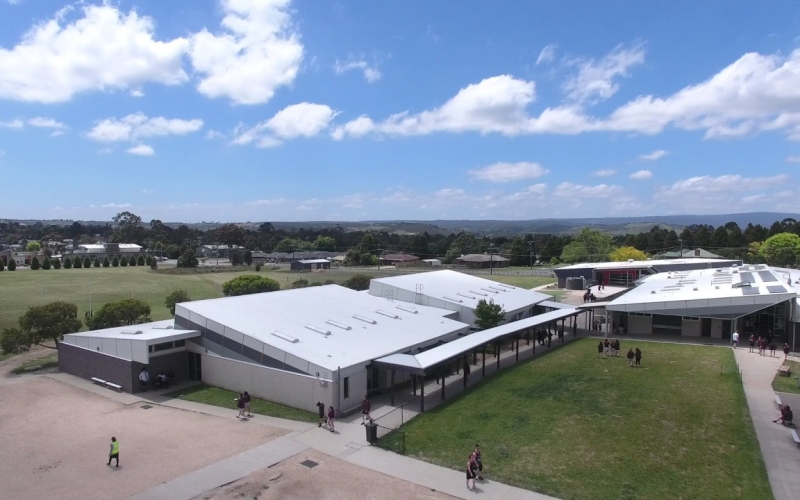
91;377;107;386
776;395;783;407
779;365;791;377
791;429;800;449
105;382;123;392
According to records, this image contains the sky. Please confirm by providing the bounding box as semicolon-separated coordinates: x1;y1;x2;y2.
1;0;800;223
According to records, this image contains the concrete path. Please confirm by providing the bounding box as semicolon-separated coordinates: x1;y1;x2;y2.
733;348;800;500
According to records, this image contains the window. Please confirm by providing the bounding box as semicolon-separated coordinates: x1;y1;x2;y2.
174;339;185;347
683;316;700;321
153;341;175;352
343;377;350;399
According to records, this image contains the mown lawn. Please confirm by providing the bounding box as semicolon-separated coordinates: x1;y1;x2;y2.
772;360;800;395
165;384;317;423
381;339;771;500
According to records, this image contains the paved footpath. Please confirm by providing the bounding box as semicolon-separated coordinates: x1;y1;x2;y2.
49;373;559;500
734;349;800;500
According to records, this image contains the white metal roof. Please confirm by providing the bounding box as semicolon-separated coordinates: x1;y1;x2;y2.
606;264;798;318
176;285;470;372
370;270;550;312
62;320;199;343
375;308;581;373
118;244;142;249
539;300;574;310
558;258;739;271
78;244;106;250
296;259;330;264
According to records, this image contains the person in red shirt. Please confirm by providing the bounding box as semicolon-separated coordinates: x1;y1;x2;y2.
327;406;336;432
784;343;791;361
361;395;371;425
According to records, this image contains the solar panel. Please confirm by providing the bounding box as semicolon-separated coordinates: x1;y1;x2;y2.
752;265;766;271
739;272;755;283
757;271;778;283
741;287;760;295
767;285;788;294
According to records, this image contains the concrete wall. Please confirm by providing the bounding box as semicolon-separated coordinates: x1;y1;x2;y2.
200;353;335;413
58;343;136;392
711;319;723;339
627;315;652;335
682;318;702;337
339;369;368;415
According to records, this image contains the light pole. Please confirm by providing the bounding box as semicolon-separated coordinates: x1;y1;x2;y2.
528;240;535;269
489;243;495;275
679;238;683;258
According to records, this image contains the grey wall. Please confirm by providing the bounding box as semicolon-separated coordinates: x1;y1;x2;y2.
58;342;136;392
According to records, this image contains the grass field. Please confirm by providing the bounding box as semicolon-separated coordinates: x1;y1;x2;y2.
10;352;59;374
380;339;771;500
165;384;318;423
0;266;556;333
772;360;800;395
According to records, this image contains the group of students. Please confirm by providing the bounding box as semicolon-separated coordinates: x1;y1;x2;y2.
742;334;790;360
598;339;620;358
235;392;252;419
138;367;175;391
316;401;337;432
465;444;484;490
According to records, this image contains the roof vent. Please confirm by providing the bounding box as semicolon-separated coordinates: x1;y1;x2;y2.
487;286;507;292
495;283;515;289
443;295;463;303
272;331;299;343
120;330;143;335
352;314;377;324
151;326;174;330
651;290;656;294
628;259;634;263
305;324;331;336
693;287;698;291
469;290;488;296
395;304;418;314
325;319;352;330
376;309;400;319
480;287;499;294
457;292;476;299
715;286;720;289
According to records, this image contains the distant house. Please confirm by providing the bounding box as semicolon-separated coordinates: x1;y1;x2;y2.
290;259;331;271
455;254;510;269
658;248;723;259
73;243;143;256
251;251;268;264
379;254;420;267
196;245;244;258
422;259;442;267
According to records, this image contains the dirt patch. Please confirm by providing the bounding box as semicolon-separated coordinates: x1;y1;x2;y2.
193;449;454;500
0;343;58;377
0;377;286;500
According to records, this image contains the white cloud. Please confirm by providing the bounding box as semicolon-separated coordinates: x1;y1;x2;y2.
98;203;132;209
468;162;549;183
435;188;466;197
205;130;225;140
536;44;557;66
334;57;382;83
295;205;311;211
97;148;113;155
786;156;800;163
87;113;203;142
0;119;24;129
0;4;188;103
654;174;791;212
142;189;153;194
592;169;617;177
231;102;337;147
189;0;303;105
126;144;155;156
331;115;374;140
639;149;668;161
27;117;66;129
554;182;623;198
564;43;646;104
6;0;22;5
130;89;145;97
629;169;653;180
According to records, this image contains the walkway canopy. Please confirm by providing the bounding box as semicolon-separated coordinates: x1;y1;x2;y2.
373;308;581;375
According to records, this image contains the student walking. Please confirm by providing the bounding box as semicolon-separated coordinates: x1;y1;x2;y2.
732;331;739;349
463;361;471;388
327;406;336;432
634;347;642;367
749;334;755;353
361;395;371;424
785;343;791;361
235;393;246;419
769;342;777;358
603;339;610;357
614;339;620;357
466;454;477;490
473;444;484;480
138;367;150;392
316;401;326;427
598;341;604;359
243;391;252;417
107;437;119;467
627;348;635;367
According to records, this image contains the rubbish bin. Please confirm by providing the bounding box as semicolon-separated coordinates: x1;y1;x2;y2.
365;422;378;444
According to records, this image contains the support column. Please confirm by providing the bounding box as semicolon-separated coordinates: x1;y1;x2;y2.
561;318;565;343
515;337;520;361
441;372;445;400
473;350;477;366
456;356;460;375
496;342;501;369
390;370;395;406
482;345;486;378
420;374;425;413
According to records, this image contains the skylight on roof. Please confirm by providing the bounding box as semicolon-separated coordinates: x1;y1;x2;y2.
469;290;488;296
120;330;143;335
480;287;499;294
272;331;299;343
376;310;400;319
395;304;418;314
326;319;352;330
443;295;463;303
305;324;331;336
353;314;377;324
457;292;476;299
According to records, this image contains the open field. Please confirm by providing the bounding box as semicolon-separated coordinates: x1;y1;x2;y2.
772;360;800;395
0;266;556;334
380;339;771;500
166;384;318;423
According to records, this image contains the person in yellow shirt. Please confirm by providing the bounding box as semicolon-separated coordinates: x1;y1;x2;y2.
107;437;119;467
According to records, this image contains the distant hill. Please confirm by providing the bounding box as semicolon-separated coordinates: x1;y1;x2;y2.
4;212;798;236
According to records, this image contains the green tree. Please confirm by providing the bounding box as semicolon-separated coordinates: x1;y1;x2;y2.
42;256;51;270
474;299;505;330
0;301;81;354
93;257;101;268
759;233;800;267
53;258;61;269
87;299;151;329
313;236;336;251
342;274;372;291
150;259;157;270
166;244;181;259
243;249;253;266
8;259;16;271
508;236;529;266
274;237;301;252
112;211;143;244
291;278;310;289
712;226;729;248
230;251;243;266
222;275;280;296
111;256;119;267
609;246;648;262
63;257;72;269
0;258;4;271
359;232;378;254
694;225;711;247
360;253;376;266
120;256;128;267
26;241;42;252
177;249;199;268
102;256;110;268
82;256;91;268
164;289;190;316
136;255;145;266
145;255;152;266
129;254;137;266
73;256;82;268
254;263;262;271
571;228;615;261
214;223;246;251
445;233;477;263
560;242;589;264
30;256;40;270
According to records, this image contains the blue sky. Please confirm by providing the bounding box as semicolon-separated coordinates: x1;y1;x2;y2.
1;0;800;222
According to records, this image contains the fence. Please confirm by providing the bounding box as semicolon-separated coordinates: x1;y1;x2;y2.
371;397;419;455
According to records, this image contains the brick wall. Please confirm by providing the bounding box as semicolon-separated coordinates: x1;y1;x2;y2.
58;343;136;392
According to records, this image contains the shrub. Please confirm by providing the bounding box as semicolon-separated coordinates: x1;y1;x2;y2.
165;289;190;316
112;256;119;267
324;279;335;285
30;256;40;270
120;256;128;267
93;257;100;268
0;259;4;271
343;274;372;291
129;255;137;267
254;263;262;271
291;278;309;289
64;257;73;269
73;257;82;268
310;281;323;287
82;256;91;268
150;259;157;270
177;249;199;268
137;255;145;266
145;255;152;266
53;258;61;269
42;257;51;270
8;259;16;271
102;256;110;268
222;275;280;296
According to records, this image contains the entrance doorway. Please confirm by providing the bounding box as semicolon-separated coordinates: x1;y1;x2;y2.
188;352;202;381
